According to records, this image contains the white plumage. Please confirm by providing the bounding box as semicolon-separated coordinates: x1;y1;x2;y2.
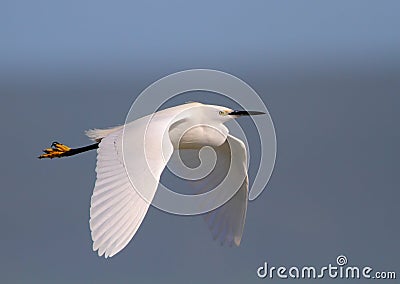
87;102;261;257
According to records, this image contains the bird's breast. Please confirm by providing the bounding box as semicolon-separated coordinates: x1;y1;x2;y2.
170;124;228;149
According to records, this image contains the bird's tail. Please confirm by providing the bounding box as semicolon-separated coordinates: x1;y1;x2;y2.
85;125;123;142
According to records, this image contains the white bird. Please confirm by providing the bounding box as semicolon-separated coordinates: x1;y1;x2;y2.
39;102;264;258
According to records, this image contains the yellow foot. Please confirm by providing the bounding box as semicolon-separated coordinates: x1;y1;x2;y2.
38;142;72;159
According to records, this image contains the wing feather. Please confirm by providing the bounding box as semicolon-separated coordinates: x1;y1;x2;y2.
186;134;248;246
89;109;184;257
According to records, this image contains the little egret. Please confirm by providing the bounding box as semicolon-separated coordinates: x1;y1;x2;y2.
39;102;264;258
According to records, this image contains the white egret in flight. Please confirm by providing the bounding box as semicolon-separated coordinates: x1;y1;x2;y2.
39;102;264;258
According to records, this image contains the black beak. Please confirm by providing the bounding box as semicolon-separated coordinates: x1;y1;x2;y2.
228;110;265;116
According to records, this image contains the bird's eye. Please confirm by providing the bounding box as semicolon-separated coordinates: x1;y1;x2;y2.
219;110;226;116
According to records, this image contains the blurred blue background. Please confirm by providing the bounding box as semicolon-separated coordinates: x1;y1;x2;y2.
0;1;399;283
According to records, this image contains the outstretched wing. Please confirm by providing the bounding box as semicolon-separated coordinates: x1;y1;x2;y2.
89;110;184;258
186;134;248;246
